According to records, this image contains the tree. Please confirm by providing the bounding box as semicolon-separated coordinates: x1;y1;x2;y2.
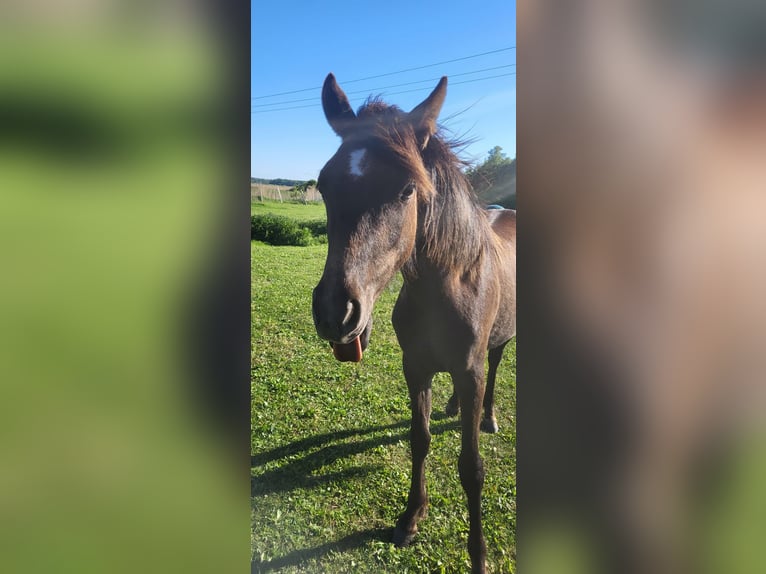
289;179;318;203
466;147;516;208
294;179;317;193
485;146;510;168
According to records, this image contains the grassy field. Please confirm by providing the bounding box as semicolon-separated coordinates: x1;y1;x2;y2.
251;203;516;573
252;199;326;220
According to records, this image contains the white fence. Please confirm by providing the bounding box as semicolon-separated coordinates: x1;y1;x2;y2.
251;184;322;203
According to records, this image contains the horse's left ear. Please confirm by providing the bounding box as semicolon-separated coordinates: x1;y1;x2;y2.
409;76;447;148
322;73;356;138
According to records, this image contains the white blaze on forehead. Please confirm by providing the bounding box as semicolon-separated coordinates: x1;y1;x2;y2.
348;148;367;178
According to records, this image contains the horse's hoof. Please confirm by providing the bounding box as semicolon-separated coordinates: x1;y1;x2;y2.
392;524;417;548
445;401;459;417
480;417;499;433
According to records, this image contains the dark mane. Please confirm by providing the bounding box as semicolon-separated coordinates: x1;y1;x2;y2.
353;98;491;278
418;132;491;279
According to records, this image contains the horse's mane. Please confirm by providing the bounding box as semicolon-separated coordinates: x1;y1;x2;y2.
356;98;492;278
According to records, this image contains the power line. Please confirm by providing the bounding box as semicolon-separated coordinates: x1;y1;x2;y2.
390;72;515;95
251;102;320;114
250;72;515;115
251;46;516;100
252;64;516;108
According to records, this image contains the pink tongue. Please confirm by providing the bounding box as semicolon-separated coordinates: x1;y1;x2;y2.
332;336;363;362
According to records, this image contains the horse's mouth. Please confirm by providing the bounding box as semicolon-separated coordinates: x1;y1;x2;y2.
330;319;372;363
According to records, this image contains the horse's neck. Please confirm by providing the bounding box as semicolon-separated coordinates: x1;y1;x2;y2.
403;183;490;284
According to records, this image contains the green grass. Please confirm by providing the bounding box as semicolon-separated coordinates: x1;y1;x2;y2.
252;199;327;220
252;240;516;573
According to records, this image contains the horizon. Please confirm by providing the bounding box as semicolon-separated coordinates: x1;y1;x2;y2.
250;141;516;183
251;1;516;180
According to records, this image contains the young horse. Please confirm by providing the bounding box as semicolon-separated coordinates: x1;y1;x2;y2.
312;73;516;573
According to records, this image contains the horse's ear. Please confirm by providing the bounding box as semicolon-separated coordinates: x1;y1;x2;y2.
322;73;356;138
409;76;447;148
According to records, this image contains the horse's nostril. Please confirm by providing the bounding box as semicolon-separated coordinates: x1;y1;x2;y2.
342;301;354;325
342;299;362;329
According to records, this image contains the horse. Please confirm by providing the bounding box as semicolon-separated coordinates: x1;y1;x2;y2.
311;73;516;573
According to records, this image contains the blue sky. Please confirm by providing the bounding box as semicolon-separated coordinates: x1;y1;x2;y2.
251;1;516;180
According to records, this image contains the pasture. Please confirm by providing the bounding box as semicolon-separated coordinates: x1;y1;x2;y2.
251;203;516;572
251;199;326;220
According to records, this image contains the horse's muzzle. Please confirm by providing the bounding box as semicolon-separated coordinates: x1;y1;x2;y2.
311;283;368;344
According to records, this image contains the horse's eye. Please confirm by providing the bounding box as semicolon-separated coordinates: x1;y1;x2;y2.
400;184;415;201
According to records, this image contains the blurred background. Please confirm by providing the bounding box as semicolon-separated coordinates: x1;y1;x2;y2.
519;0;766;573
0;1;249;573
3;0;766;572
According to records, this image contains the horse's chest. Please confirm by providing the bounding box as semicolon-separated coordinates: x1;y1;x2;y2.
393;286;490;369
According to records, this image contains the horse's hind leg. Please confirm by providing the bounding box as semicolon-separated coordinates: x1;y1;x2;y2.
393;359;434;548
481;341;508;433
445;378;459;416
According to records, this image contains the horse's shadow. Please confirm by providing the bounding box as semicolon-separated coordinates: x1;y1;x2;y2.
251;417;459;497
251;416;461;569
251;527;391;573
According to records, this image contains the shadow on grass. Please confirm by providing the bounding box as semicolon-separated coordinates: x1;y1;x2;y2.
251;527;391;573
251;417;463;571
251;419;408;467
251;418;460;497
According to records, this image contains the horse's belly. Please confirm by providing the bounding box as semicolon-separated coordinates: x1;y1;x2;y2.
488;244;516;349
488;298;516;349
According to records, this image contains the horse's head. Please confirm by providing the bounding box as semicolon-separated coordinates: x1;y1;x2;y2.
312;73;447;361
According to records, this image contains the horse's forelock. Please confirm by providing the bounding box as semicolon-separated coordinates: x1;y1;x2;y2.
349;98;471;207
356;97;403;119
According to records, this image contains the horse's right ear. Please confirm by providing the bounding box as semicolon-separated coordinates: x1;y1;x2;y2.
409;76;447;148
322;73;356;138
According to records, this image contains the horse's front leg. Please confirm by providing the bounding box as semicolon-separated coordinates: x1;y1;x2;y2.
455;366;488;574
393;358;434;548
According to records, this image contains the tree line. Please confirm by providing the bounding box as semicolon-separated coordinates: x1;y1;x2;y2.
250;177;307;187
465;146;516;209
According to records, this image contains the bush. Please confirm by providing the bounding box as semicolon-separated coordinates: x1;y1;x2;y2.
251;215;329;246
301;219;327;237
251;214;313;246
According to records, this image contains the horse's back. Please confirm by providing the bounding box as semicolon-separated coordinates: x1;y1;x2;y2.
488;209;516;245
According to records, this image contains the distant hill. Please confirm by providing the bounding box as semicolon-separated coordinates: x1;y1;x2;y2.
251;177;306;187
